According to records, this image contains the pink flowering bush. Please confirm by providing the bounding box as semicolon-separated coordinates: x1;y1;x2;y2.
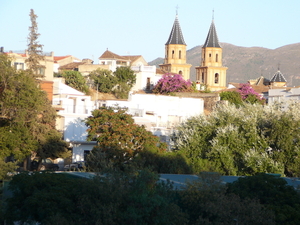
152;73;193;94
238;83;265;104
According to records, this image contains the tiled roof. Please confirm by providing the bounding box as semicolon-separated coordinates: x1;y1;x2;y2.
58;62;85;70
156;68;166;74
165;15;186;45
203;20;221;48
99;50;127;60
54;55;71;62
270;70;287;83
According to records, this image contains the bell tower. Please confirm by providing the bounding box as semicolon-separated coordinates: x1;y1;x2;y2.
159;13;191;80
196;18;227;91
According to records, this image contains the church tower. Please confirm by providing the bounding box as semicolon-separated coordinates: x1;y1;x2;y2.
159;13;191;80
196;19;227;91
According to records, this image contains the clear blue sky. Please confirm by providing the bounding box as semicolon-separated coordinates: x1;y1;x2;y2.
1;0;299;62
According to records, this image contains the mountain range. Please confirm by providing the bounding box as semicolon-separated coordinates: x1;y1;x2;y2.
149;42;300;87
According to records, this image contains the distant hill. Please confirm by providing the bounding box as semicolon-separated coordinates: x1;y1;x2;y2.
149;42;300;87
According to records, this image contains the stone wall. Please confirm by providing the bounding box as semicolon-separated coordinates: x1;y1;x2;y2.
173;92;220;112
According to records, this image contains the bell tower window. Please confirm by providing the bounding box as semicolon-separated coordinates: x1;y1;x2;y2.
179;50;181;59
172;50;174;59
215;73;219;84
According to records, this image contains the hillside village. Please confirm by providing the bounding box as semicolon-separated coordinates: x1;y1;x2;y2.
1;13;298;169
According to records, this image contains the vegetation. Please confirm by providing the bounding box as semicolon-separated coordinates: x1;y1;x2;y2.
89;66;136;99
171;102;300;177
220;83;265;105
25;9;45;77
2;171;281;225
0;54;69;171
227;173;300;224
152;73;193;94
85;106;166;172
61;70;89;94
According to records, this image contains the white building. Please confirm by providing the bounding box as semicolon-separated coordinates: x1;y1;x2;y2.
268;87;300;108
53;78;97;163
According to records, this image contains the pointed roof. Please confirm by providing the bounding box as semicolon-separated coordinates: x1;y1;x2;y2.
203;20;221;48
270;70;287;83
165;15;186;45
99;49;127;60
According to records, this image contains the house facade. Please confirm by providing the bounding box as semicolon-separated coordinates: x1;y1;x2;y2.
52;78;97;163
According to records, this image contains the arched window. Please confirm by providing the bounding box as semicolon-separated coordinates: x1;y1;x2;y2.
216;54;218;62
179;70;182;75
172;50;174;59
215;73;219;84
179;50;182;59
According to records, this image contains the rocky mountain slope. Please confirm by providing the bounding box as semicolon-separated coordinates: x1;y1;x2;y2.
149;42;300;87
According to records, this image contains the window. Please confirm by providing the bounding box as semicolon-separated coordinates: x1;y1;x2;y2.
36;67;45;76
201;72;204;83
209;53;211;57
179;50;181;59
179;70;182;75
216;54;218;62
215;73;219;84
172;50;174;59
14;62;24;70
146;77;151;90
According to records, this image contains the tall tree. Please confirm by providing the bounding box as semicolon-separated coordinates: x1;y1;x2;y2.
88;68;118;93
85;106;166;171
61;70;89;94
0;54;69;170
25;9;45;77
112;66;136;99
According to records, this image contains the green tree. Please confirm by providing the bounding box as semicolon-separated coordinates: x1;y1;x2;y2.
88;68;118;93
178;172;275;224
85;106;166;171
61;70;89;94
113;66;136;99
4;170;186;225
171;102;300;176
219;90;243;106
25;9;45;77
0;54;69;171
227;173;300;224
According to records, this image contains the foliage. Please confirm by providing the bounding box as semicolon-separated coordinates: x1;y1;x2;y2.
220;83;265;106
238;83;265;104
134;150;193;174
61;70;89;94
88;68;118;93
171;102;300;176
85;106;166;172
89;66;136;99
227;173;300;224
152;73;193;94
0;54;69;170
3;170;186;225
219;91;243;106
25;9;44;77
177;172;275;224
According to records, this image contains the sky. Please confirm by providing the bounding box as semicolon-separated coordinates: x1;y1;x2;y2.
1;0;300;62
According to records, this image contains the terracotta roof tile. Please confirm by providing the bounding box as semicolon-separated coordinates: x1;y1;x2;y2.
58;62;85;70
99;50;127;60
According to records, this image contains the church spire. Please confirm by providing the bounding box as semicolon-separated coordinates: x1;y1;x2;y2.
165;14;186;45
203;19;221;48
